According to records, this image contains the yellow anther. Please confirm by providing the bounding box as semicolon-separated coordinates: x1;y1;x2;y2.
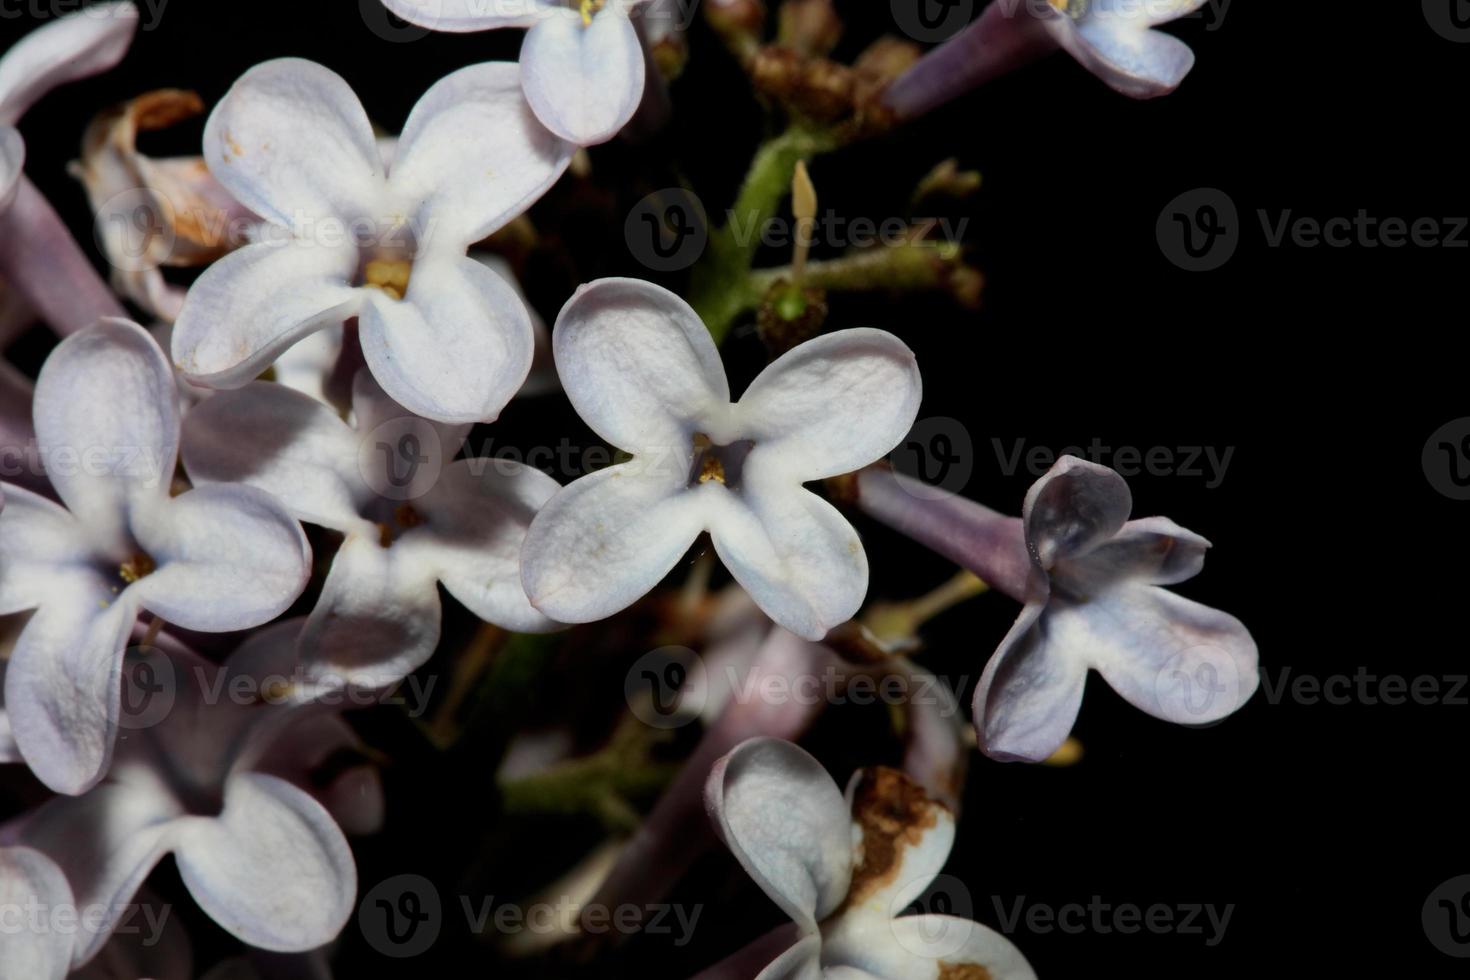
364;258;412;301
119;552;156;584
698;454;727;484
579;0;603;26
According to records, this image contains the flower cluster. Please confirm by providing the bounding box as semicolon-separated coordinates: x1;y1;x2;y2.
0;2;1240;976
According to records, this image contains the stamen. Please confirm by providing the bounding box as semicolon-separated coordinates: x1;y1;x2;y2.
699;454;727;485
364;258;412;300
118;552;156;584
1047;0;1089;17
579;0;604;26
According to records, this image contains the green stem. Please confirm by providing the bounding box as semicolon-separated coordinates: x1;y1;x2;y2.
750;238;967;296
690;126;839;343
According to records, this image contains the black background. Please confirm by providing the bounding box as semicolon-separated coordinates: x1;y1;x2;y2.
4;0;1466;976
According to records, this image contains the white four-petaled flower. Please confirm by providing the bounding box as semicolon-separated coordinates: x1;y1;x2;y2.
702;736;1036;979
381;0;651;146
181;369;561;696
0;319;310;795
170;58;573;424
1;625;372;973
520;278;922;641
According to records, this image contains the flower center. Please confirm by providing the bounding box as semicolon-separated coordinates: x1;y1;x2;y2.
118;551;156;584
578;0;605;26
377;503;426;547
1047;0;1089;17
688;434;755;491
355;219;418;301
363;258;413;301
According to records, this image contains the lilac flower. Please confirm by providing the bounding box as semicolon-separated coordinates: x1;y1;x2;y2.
181;369;560;695
697;737;1036;979
0;2;137;334
0;319;310;794
854;457;1258;762
170;58;573;423
885;0;1209;120
380;0;652;146
1;627;365;971
520;278;922;641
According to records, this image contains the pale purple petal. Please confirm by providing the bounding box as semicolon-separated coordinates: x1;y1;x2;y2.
390;61;574;246
33;319;176;550
379;0;546;30
0;482;94;614
180;381;364;533
520;463;706;624
0;847;74;979
1021;455;1132;569
170;239;361;389
203;59;383;229
737;329;921;483
553;278;730;455
128;484;310;632
705;737;852;932
357;254;534;424
174;772;355;952
828;914;1036;980
971;600;1087;764
521;7;646;146
0;2;138;126
409;458;562;632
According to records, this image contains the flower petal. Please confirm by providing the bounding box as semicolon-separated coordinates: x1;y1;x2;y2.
0;2;138;126
840;767;954;919
5;595;137;794
0;482;94;614
1021;456;1132;569
17;781;179;966
203;59;383;229
553;278;729;455
1062;14;1197;98
357;254;534;424
754;935;824;980
0;125;22;211
521;7;646;146
170;239;361;389
972;601;1087;763
175;772;355;952
350;368;471;461
0;847;74;980
180;381;363;533
129;484;311;632
379;0;546;30
737;329;921;483
520;463;706;623
705;737;852;932
296;532;442;693
34;318;177;552
408;458;562;632
391;61;574;246
829;914;1036;980
1078;586;1259;726
707;468;867;642
1067;515;1210;589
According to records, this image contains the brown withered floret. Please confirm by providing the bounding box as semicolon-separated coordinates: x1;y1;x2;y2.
843;766;946;907
938;963;993;980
